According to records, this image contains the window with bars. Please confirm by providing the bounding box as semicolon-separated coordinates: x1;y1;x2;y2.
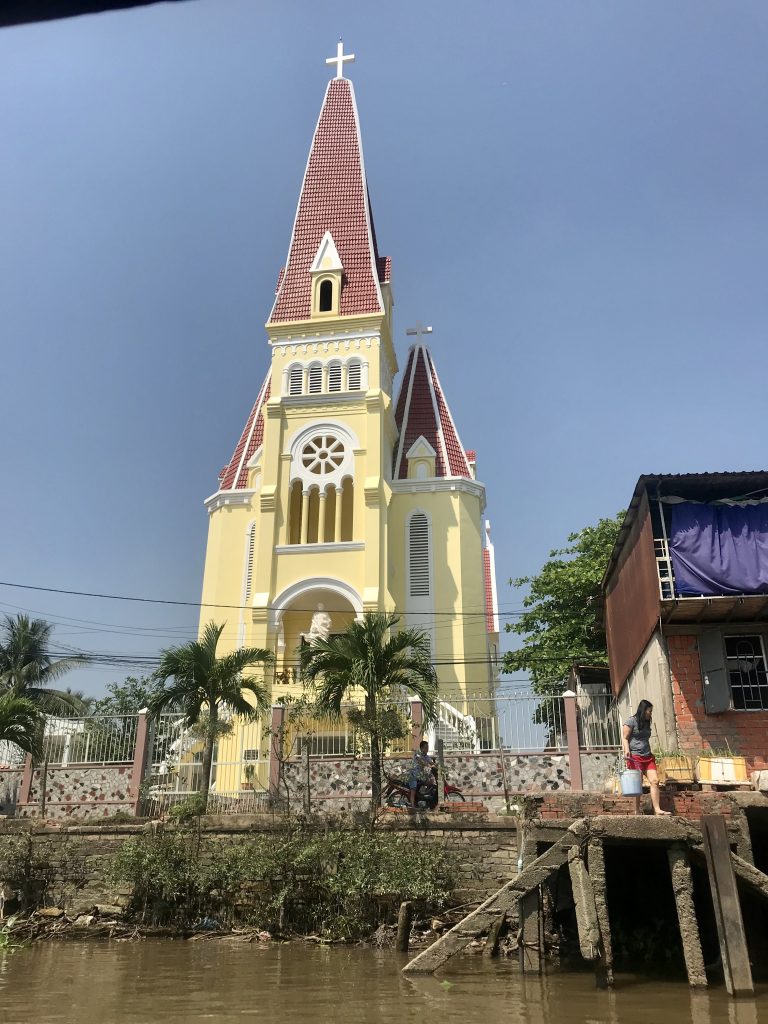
289;365;303;396
328;362;342;392
408;513;430;597
725;634;768;711
308;364;322;394
347;361;362;390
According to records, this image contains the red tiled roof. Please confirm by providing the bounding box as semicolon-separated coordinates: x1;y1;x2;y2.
482;523;500;635
218;373;271;490
269;78;386;323
483;549;495;634
392;345;472;480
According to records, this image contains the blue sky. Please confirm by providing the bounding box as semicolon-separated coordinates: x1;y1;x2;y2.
1;1;766;696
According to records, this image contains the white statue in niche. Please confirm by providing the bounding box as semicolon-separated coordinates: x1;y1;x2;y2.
307;603;332;642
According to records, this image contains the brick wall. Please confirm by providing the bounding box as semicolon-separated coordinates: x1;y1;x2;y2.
536;789;736;820
668;635;768;769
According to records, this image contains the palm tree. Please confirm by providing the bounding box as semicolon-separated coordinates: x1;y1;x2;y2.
300;612;439;808
0;615;85;715
148;621;273;810
0;693;43;760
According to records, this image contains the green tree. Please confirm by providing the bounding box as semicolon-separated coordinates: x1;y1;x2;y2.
0;693;43;759
0;614;85;715
148;622;273;810
503;513;625;691
92;675;165;716
299;612;438;808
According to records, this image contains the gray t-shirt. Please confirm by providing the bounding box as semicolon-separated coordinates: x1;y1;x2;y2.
624;715;651;756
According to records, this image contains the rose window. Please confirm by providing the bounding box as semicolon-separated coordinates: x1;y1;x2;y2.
301;435;345;475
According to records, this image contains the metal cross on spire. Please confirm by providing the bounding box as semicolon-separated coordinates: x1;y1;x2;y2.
405;322;433;342
326;39;355;79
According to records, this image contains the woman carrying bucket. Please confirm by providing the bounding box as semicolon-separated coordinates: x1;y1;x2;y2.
622;700;671;815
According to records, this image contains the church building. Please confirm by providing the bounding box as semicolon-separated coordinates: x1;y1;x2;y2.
199;47;499;722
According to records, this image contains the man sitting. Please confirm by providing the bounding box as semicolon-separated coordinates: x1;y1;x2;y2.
409;740;436;808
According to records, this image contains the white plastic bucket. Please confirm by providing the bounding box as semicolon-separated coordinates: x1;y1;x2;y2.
620;769;643;796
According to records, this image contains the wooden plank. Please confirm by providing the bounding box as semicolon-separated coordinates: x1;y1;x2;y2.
401;820;585;974
396;901;413;952
700;814;753;996
667;844;707;988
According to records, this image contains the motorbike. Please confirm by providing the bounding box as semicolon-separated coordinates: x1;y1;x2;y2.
383;767;464;809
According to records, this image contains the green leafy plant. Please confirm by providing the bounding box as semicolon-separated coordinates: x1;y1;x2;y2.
111;823;455;939
168;794;207;822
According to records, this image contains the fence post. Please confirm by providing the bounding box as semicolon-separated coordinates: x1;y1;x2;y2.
130;711;151;815
18;754;34;811
410;700;423;751
562;690;583;791
269;704;286;803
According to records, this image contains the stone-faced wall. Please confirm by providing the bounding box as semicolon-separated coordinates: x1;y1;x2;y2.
579;751;619;793
0;814;521;914
281;752;574;813
0;769;22;816
19;766;135;819
668;635;768;769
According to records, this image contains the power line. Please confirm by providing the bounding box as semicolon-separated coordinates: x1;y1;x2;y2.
0;579;525;618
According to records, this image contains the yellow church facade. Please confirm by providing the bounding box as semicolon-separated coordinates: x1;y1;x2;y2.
197;56;499;785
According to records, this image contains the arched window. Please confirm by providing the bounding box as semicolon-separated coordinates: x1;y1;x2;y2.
408;513;431;597
328;361;342;393
288;365;303;396
347;360;362;391
288;480;303;544
319;279;333;312
308;364;322;395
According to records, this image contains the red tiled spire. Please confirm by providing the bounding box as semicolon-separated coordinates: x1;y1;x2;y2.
218;373;271;490
268;78;388;323
392;346;473;480
483;522;500;636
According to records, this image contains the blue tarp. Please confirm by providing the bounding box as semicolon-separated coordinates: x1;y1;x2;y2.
669;501;768;596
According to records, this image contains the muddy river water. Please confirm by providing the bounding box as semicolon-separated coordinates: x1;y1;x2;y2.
0;942;765;1024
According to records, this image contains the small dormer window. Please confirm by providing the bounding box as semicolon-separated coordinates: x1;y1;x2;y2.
319;280;333;312
311;232;343;317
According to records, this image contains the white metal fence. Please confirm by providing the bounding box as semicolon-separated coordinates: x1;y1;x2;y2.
41;714;139;766
143;713;270;812
0;740;26;768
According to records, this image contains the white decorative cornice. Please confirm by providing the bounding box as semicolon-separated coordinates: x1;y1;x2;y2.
390;477;486;505
274;542;365;555
204;489;256;513
271;330;380;353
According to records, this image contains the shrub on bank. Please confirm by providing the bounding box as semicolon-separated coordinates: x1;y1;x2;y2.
111;823;454;939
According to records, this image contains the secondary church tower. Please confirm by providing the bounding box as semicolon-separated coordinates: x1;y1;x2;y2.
200;47;499;705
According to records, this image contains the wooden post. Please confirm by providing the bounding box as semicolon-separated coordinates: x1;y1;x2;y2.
268;705;286;803
396;901;413;952
302;745;311;814
700;815;753;997
39;758;48;819
436;737;445;805
562;690;583;791
485;912;506;958
518;887;543;973
667;844;707;989
587;839;614;988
